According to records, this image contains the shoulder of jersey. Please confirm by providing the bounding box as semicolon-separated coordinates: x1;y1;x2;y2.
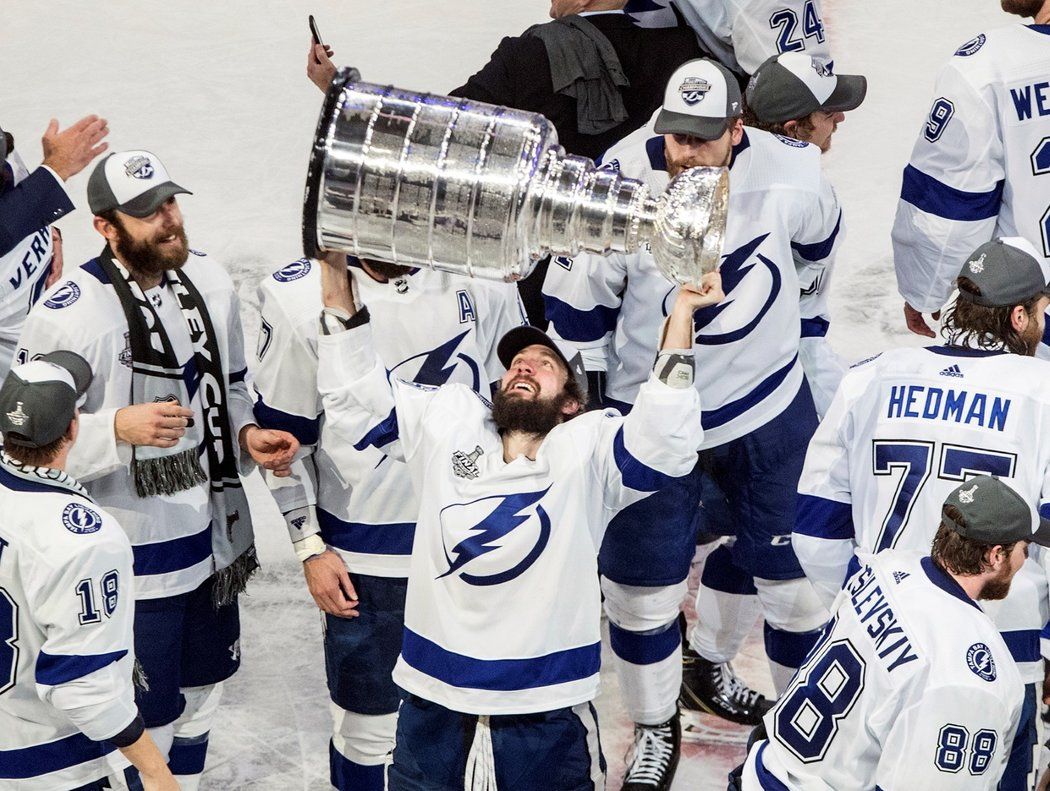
261;259;322;310
948;25;1029;72
598;127;657;180
747;127;819;161
38;260;111;315
15;490;123;550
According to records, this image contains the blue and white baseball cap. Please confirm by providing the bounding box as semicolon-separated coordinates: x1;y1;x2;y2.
654;59;742;141
87;150;191;218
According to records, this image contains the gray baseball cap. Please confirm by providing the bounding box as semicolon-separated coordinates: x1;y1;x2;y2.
654;59;743;141
0;351;92;448
955;237;1050;307
942;475;1050;547
746;52;867;124
497;326;589;403
87;150;191;218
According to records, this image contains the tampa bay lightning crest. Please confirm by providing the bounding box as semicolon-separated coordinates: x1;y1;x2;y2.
44;281;81;309
437;487;552;586
662;233;781;345
390;329;481;390
678;77;712;106
966;642;996;682
62;503;102;534
955;34;986;57
273;258;312;283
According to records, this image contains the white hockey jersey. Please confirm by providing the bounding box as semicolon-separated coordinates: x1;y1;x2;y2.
625;0;832;77
17;250;257;599
253;258;523;576
795;346;1050;681
0;454;137;790
317;322;702;714
544;125;842;445
743;550;1024;791
893;24;1050;314
0;153;69;376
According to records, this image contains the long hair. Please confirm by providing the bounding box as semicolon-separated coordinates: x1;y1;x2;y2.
940;276;1041;355
931;507;1016;576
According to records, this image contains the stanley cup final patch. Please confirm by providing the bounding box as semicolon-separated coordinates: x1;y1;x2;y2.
679;77;712;106
452;445;484;479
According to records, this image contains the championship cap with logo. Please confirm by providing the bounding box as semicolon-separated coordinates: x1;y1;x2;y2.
956;237;1050;307
746;52;867;124
0;351;92;448
654;59;742;141
87;150;192;218
942;475;1050;547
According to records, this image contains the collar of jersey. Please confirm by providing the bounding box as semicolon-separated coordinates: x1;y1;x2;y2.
924;344;1007;358
0;451;91;500
1027;24;1050;35
920;556;981;611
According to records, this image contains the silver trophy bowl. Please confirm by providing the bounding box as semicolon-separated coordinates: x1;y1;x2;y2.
303;68;728;284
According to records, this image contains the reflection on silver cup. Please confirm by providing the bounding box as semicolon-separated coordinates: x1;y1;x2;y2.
304;68;728;284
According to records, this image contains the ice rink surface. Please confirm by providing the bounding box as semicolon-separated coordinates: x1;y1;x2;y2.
2;0;1016;786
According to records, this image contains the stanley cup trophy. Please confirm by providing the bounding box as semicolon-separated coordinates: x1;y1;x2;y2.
303;68;729;284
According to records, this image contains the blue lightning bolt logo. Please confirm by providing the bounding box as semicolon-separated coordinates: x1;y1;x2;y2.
391;330;481;390
438;487;552;586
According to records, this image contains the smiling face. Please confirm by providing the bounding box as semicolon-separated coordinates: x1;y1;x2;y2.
492;344;582;435
500;344;570;403
96;196;190;278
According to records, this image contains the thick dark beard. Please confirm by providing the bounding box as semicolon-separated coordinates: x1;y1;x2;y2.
1001;0;1043;16
491;388;572;436
112;222;190;279
978;565;1014;601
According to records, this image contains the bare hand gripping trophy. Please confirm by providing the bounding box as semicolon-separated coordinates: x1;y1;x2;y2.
302;68;729;283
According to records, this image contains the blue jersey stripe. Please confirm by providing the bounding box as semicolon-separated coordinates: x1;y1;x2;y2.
701;355;798;429
400;628;601;691
1001;629;1041;664
543;295;619;343
791;210;842;262
0;467;91;500
252;394;321;446
80;257;110;284
612;426;679;492
754;742;791;790
318;509;415;557
900;165;1003;222
36;650;128;686
608;620;680;665
800;317;830;338
132;523;212;577
0;730;116;779
795;495;854;539
353;408;399;452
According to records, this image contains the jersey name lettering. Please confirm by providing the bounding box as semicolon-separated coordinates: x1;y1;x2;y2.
847;565;919;672
885;385;1010;431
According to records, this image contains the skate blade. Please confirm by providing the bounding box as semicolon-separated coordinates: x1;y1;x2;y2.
679;709;750;745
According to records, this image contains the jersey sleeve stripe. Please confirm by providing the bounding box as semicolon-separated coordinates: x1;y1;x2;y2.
351;408;400;452
612;426;681;492
795;495;855;539
1001;629;1042;664
791;210;842;262
35;649;128;686
252;394;321;445
131;523;212;577
800;317;830;338
543;295;619;343
700;356;798;429
899;164;1004;221
0;731;117;779
318;508;415;556
400;627;601;691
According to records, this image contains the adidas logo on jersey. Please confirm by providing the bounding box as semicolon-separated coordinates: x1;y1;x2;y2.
892;571;910;584
939;364;963;378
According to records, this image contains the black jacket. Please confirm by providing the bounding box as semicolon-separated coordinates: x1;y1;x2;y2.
450;12;702;161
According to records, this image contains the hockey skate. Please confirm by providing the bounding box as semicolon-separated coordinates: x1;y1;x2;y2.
620;712;681;791
679;643;773;726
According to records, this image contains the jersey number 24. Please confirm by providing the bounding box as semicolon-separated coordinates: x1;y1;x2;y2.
770;0;826;53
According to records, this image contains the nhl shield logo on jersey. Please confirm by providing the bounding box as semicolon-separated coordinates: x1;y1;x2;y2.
451;445;484;479
123;154;155;180
678;77;712;106
43;281;81;310
273;258;312;283
62;503;102;535
966;643;997;682
437;487;552;585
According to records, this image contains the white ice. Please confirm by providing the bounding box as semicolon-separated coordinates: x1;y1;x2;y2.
2;0;1013;787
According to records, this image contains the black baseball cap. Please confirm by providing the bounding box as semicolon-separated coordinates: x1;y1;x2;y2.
942;475;1050;547
87;150;191;218
654;59;743;141
746;52;866;124
955;237;1050;307
497;326;589;401
0;351;92;448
